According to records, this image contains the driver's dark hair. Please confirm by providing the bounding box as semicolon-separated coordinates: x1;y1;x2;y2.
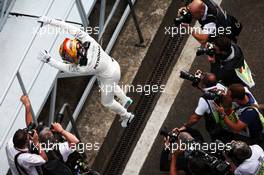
13;129;28;149
213;36;232;52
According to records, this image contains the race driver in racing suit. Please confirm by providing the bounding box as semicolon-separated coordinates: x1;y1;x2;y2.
37;16;134;128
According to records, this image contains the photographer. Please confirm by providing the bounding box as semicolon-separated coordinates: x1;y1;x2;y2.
6;95;48;175
169;132;195;175
16;96;98;175
161;129;229;175
160;128;204;174
176;0;242;44
227;141;264;175
198;36;255;88
177;71;232;141
170;149;213;175
169;146;181;175
215;84;264;147
38;122;80;175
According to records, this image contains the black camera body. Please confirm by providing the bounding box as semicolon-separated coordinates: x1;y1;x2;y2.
27;122;37;137
174;9;193;26
196;43;216;57
160;127;231;174
185;148;230;175
27;122;52;136
182;0;193;5
180;70;202;87
160;127;179;143
203;90;223;104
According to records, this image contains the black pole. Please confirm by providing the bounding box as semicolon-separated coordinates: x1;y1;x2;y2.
65;106;88;160
56;103;88;160
127;0;145;47
65;106;82;142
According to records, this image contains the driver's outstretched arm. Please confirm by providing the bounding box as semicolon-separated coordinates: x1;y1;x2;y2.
38;49;96;75
48;18;97;44
48;58;94;75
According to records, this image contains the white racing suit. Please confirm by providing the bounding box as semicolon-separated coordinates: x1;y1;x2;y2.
46;20;130;117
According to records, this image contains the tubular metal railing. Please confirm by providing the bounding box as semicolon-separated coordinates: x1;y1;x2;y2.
56;103;89;160
0;0;15;30
98;0;120;41
56;103;82;142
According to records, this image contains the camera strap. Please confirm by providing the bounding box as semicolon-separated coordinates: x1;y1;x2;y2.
202;97;220;124
14;148;44;175
207;0;226;18
14;151;29;175
254;156;264;175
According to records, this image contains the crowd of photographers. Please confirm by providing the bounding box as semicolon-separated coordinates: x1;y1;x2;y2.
5;96;99;175
160;0;264;175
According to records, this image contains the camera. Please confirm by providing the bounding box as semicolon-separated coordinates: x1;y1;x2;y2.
160;127;231;174
160;127;179;143
27;122;51;137
159;127;231;174
180;70;202;87
196;43;216;56
26;122;37;137
174;9;193;26
203;90;224;104
66;150;100;175
74;159;100;175
182;0;193;5
185;148;230;175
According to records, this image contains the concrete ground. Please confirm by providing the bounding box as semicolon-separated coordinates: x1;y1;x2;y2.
140;0;264;174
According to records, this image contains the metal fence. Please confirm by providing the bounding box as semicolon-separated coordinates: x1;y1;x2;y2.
0;0;15;30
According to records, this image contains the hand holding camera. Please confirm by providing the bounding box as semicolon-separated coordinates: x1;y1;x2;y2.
51;122;64;133
196;43;216;57
30;129;39;146
177;7;187;17
174;8;193;26
213;102;226;118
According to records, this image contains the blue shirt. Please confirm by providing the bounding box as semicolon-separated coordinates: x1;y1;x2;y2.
239;93;262;137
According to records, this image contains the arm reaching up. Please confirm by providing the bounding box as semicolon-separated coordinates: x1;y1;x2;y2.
20;95;33;127
37;50;96;75
51;122;79;147
38;16;97;44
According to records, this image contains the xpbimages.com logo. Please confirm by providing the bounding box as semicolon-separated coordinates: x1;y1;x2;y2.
165;140;232;154
34;141;100;154
32;26;100;36
164;26;232;37
98;83;166;96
